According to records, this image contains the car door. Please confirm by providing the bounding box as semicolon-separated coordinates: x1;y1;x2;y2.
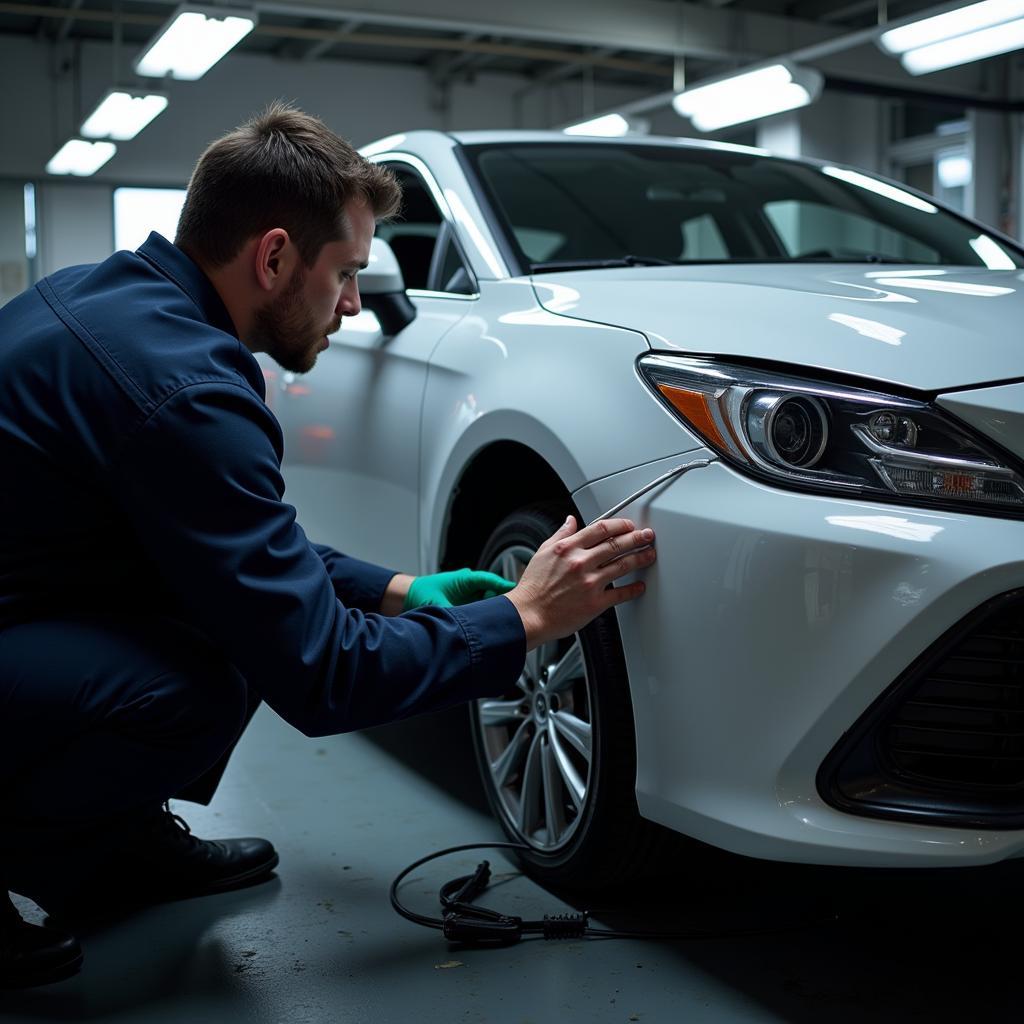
264;161;477;572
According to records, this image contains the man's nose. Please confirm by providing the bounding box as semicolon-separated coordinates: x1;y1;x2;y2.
338;281;361;317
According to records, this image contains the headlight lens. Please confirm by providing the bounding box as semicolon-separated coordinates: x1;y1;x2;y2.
639;354;1024;513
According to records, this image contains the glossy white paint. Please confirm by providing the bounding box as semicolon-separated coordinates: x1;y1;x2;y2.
418;279;697;573
937;382;1024;461
272;128;1024;866
534;265;1024;391
260;292;470;571
577;457;1024;865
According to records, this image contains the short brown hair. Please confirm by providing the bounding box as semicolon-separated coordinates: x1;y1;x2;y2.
176;102;401;268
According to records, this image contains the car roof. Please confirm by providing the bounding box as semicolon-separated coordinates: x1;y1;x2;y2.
447;129;773;158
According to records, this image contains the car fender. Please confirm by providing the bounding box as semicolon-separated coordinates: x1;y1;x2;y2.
419;279;701;571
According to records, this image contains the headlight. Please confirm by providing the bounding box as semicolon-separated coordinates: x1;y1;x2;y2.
638;354;1024;514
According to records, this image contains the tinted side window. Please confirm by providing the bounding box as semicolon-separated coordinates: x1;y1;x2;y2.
377;167;441;290
437;234;474;294
378;165;473;293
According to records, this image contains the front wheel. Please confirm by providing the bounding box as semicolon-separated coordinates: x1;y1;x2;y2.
469;502;671;890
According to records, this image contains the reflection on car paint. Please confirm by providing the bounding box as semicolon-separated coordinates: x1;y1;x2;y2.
827;313;906;345
868;278;1015;297
824;514;944;543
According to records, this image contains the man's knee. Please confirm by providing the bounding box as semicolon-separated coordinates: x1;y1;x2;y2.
123;642;249;756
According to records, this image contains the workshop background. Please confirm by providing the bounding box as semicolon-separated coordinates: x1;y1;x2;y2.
3;1;1024;1021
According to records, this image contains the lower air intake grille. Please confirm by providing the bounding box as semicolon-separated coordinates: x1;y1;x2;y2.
820;589;1024;828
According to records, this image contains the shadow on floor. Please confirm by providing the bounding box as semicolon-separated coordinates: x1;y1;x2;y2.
363;705;1024;1020
362;704;490;816
621;852;1024;1020
0;879;282;1021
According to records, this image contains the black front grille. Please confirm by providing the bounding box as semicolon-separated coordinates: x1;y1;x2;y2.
820;589;1024;828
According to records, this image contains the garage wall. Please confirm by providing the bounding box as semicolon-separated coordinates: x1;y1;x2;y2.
0;32;656;280
2;29;1021;284
0;183;28;306
0;34;653;186
36;182;114;278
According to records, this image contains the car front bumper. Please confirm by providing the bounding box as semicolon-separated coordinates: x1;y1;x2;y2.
573;450;1024;867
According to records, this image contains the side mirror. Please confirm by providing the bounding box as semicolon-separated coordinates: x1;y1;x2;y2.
360;237;416;335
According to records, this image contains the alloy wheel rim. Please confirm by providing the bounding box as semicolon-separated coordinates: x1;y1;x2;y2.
474;543;594;852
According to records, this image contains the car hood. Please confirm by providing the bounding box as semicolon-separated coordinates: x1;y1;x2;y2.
530;264;1024;392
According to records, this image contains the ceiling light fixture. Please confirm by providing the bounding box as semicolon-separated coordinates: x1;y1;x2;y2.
46;140;117;176
879;0;1024;74
80;90;168;140
671;63;823;132
134;5;256;81
563;113;631;137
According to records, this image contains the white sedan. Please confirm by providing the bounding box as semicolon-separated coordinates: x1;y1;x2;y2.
263;130;1024;885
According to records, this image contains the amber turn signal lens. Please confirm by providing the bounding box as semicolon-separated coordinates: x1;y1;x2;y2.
657;384;728;451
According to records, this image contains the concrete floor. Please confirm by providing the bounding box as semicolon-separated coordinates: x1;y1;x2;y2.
4;702;1024;1023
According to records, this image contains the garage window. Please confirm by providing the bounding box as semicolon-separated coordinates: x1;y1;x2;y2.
113;187;187;252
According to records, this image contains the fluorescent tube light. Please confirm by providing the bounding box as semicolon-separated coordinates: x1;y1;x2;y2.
564;113;631;137
46;140;117;176
81;90;168;141
672;64;822;132
900;17;1024;73
969;234;1017;269
937;153;971;189
821;166;938;213
134;6;255;80
880;0;1024;53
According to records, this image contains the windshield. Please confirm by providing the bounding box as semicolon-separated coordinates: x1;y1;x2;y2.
462;142;1024;273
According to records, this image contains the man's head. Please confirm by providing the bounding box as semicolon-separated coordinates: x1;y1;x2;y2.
176;103;401;373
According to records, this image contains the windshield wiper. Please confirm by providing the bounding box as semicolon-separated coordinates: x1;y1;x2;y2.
530;254;681;273
788;254;910;264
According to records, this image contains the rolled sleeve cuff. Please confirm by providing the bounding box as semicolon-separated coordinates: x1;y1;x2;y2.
449;594;527;698
310;543;398;612
345;558;400;610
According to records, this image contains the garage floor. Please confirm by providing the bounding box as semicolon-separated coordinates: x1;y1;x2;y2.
3;702;1024;1023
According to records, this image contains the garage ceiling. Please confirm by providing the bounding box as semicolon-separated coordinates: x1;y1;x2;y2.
0;0;963;96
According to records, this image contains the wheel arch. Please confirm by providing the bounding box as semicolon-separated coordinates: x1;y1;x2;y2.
437;440;572;571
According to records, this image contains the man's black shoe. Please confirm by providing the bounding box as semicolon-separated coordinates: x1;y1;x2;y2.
1;893;83;989
43;803;278;925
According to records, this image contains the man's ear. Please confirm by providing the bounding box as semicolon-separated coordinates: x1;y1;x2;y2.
254;229;292;292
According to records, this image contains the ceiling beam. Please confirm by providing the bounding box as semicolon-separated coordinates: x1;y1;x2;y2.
89;0;844;62
0;0;1002;100
300;17;360;60
54;0;84;41
515;47;619;98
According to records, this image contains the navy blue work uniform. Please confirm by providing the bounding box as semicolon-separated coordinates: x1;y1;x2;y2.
0;233;525;902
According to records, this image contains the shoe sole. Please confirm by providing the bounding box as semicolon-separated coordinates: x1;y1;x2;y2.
44;851;281;929
0;950;84;989
175;850;281;898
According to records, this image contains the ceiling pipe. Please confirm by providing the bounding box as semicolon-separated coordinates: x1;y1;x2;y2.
602;0;996;121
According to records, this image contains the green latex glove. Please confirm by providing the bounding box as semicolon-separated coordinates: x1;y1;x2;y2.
403;568;516;610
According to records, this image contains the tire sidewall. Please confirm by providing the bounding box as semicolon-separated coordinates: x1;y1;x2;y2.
470;503;640;885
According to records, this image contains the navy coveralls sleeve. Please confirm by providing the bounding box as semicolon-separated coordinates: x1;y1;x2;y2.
111;376;524;736
0;232;526;739
309;542;396;613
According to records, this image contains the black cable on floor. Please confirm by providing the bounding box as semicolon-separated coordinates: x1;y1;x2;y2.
389;842;836;946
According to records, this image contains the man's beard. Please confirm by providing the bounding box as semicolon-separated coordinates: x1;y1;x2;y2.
250;265;340;374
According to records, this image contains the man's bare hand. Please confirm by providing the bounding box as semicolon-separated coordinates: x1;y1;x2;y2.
505;515;655;651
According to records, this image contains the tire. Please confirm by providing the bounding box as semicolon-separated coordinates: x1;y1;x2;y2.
469;501;672;890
